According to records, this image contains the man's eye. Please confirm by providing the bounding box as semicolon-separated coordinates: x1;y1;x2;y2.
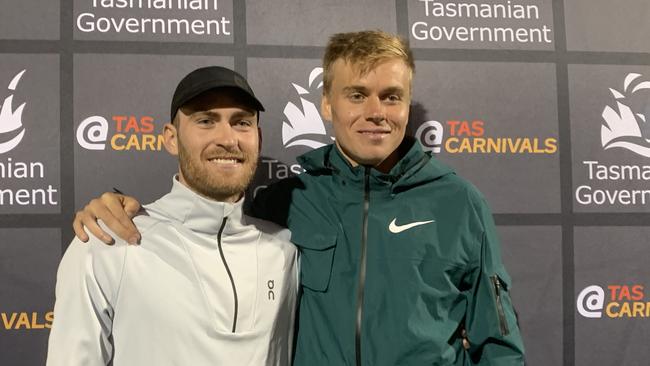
348;93;365;102
196;118;213;125
234;120;253;128
384;94;402;103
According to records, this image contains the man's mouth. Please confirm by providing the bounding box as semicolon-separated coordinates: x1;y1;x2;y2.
207;157;244;164
358;129;391;136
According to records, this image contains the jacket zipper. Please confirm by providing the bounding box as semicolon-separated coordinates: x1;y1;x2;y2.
355;167;371;366
217;217;239;333
490;275;509;336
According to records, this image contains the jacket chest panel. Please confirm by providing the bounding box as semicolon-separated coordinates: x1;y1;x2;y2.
291;177;471;294
196;238;295;334
250;238;298;331
114;247;217;337
325;194;465;261
128;226;296;337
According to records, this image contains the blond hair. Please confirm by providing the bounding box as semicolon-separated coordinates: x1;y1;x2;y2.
322;30;415;94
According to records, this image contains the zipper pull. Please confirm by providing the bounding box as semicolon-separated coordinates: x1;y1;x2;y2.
491;275;510;336
494;276;501;297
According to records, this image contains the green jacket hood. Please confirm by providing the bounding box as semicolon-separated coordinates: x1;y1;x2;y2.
296;137;455;191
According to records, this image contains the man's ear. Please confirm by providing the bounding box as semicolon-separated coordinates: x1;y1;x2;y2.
257;127;263;153
163;123;179;155
321;92;332;121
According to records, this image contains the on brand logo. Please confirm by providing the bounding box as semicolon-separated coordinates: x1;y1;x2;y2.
267;279;275;301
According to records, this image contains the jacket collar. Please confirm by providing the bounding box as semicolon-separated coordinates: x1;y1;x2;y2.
143;176;247;236
297;137;454;189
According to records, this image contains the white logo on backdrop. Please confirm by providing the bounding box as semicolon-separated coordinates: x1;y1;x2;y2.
0;70;27;154
415;120;445;153
76;115;109;150
601;73;650;157
576;285;605;318
282;67;333;149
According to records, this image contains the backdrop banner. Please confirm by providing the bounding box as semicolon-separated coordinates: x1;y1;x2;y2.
1;1;649;365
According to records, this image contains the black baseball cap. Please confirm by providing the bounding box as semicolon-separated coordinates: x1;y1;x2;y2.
170;66;264;120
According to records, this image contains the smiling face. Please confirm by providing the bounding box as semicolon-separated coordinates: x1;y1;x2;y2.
164;88;260;203
321;58;411;172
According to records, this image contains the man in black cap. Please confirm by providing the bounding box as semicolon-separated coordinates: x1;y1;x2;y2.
46;66;298;366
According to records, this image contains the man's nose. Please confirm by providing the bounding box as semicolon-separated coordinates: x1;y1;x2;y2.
366;97;385;124
213;123;237;148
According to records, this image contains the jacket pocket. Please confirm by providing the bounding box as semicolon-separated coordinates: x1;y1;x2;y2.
290;226;337;292
489;274;510;336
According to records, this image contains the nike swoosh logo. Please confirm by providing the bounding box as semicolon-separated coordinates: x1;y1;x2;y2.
388;218;435;234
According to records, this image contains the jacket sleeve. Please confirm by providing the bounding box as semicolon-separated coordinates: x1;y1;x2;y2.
464;194;525;365
250;176;303;228
46;237;124;366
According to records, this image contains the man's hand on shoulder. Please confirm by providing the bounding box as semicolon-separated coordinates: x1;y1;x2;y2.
73;192;142;245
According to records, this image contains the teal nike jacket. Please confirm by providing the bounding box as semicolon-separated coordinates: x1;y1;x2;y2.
253;138;525;366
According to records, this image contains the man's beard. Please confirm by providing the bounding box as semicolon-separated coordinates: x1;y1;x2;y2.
177;141;257;202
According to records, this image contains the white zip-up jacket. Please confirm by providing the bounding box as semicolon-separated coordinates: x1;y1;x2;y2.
47;179;298;366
